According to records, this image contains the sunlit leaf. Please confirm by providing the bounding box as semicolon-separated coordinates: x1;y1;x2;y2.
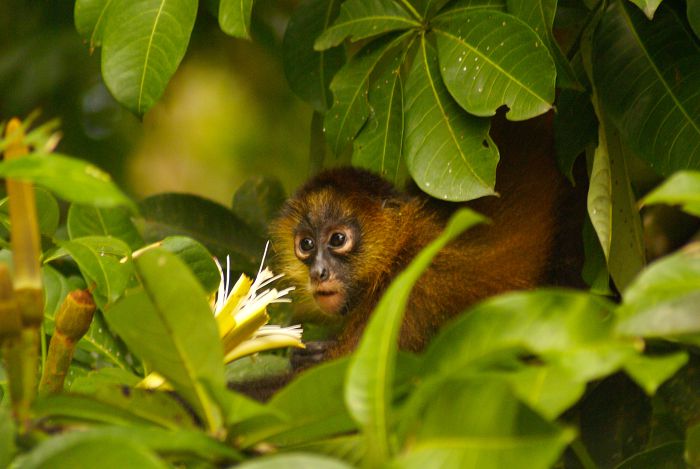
67;204;143;250
0;153;135;210
628;0;664;19
391;379;574;469
593;1;700;175
236;453;353;469
107;248;225;430
324;33;409;155
283;0;345;111
404;35;498;201
314;0;419;50
219;0;254;39
159;236;220;294
102;0;197;115
623;352;688;395
641;171;700;217
434;10;555;120
346;209;484;465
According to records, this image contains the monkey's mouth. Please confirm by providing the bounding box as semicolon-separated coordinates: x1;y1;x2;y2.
312;288;345;314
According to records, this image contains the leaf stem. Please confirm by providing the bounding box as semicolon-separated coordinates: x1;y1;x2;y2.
398;0;422;22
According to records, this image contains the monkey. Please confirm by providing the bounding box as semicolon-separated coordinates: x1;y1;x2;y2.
270;111;585;361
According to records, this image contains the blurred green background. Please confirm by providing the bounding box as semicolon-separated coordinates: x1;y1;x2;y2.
0;0;311;204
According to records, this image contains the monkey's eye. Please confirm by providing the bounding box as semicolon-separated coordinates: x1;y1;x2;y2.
299;238;315;252
329;232;346;248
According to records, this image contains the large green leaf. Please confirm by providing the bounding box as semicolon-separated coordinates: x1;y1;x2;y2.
74;0;115;50
506;0;579;89
0;153;134;210
160;236;220;294
0;406;16;468
1;187;59;237
352;46;407;183
314;0;420;50
593;1;700;175
139;192;264;273
433;10;555;120
689;0;700;39
324;33;409;156
219;0;254;39
424;290;635;383
628;0;664;19
432;0;506;22
641;171;700;217
14;432;167;469
56;236;133;311
345;209;484;465
231;176;287;236
623;352;688;395
282;0;345;111
67;204;144;250
553;89;597;183
106;248;225;431
587;116;645;291
404;35;498;201
101;0;197;115
617;246;700;340
390;379;574;469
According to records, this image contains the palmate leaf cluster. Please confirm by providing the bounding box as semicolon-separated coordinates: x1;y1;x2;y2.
2;0;700;467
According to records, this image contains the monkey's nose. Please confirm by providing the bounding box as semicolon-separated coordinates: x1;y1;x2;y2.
311;266;330;282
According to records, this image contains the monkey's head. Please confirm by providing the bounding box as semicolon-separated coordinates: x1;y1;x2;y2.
271;167;412;316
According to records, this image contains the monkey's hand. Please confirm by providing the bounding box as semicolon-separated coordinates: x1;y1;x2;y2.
291;340;335;370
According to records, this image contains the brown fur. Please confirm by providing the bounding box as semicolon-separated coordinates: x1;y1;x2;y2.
271;112;583;358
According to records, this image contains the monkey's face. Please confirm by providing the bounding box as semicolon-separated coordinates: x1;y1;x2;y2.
292;222;360;315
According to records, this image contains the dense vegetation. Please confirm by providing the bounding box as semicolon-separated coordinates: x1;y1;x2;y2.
2;0;700;467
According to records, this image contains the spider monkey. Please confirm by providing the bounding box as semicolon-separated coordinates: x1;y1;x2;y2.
270;111;585;362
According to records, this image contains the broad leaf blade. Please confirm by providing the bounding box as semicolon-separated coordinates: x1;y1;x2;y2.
404;36;498;201
352;47;407;183
231;176;287;236
593;2;700;175
506;0;580;89
628;0;663;19
315;0;419;50
102;0;197;115
324;33;409;156
641;170;700;217
283;0;345;111
219;0;254;39
236;453;353;469
67;204;143;250
434;10;555;120
0;153;134;210
106;248;225;430
345;209;484;465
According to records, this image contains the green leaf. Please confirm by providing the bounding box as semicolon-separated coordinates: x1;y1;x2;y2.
0;406;16;468
616;441;685;469
687;423;700;467
642;171;700;217
74;0;115;49
506;0;580;89
593;1;700;175
587;116;645;292
433;10;555;120
425;290;635;383
13;431;168;469
139;192;264;273
628;0;664;19
231;176;287;236
689;0;700;39
42;266;84;333
1;187;60;237
352;46;407;183
324;33;409;156
69;375;199;429
553;89;597;183
160;236;220;294
0;153;135;210
314;0;420;50
219;0;254;39
391;379;575;469
404;35;498;201
101;0;197;115
433;0;506;22
283;0;345;111
32;394;165;427
345;209;484;465
617;247;700;339
236;453;353;469
504;365;586;420
107;248;226;431
57;236;133;311
68;204;144;250
623;352;688;396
